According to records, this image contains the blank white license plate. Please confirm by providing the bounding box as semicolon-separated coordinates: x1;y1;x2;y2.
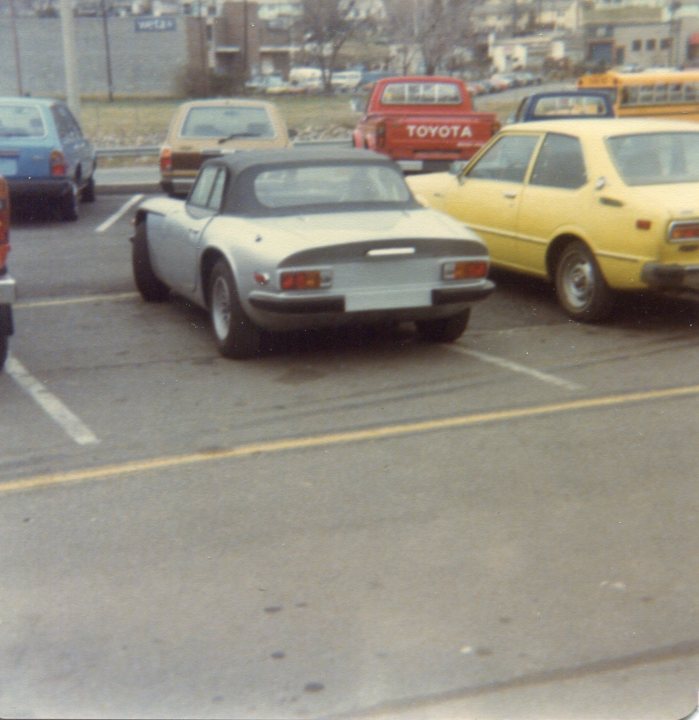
345;287;431;311
0;158;17;176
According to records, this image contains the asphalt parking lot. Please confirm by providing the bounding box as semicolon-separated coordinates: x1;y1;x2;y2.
3;190;699;720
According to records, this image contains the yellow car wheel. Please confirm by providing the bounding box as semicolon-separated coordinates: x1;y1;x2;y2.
555;241;614;322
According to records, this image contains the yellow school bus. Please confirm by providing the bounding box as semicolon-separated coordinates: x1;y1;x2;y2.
577;69;699;121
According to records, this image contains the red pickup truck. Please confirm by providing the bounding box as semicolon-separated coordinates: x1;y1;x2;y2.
352;75;500;173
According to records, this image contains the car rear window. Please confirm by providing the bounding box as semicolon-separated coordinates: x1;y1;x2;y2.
530;94;609;117
380;82;462;105
0;104;46;138
181;106;275;139
607;131;699;185
252;163;413;211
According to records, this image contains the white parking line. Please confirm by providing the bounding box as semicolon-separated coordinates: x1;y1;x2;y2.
446;344;583;391
95;193;144;233
6;356;100;446
15;292;139;310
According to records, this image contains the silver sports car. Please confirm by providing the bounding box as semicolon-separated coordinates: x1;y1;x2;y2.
130;147;494;359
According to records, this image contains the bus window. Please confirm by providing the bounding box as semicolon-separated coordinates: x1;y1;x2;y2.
638;85;654;104
654;84;668;102
669;83;683;101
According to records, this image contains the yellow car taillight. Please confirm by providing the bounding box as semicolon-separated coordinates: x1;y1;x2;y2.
279;269;332;291
442;260;488;280
668;221;699;243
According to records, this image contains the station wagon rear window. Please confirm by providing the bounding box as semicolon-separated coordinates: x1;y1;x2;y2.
380;82;462;105
181;106;274;139
0;104;45;138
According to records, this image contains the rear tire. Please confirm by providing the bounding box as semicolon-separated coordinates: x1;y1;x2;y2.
0;333;7;370
132;220;170;302
81;175;96;203
59;181;79;222
555;240;614;322
416;309;470;343
208;259;262;359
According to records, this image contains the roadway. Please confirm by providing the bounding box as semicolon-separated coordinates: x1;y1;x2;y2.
2;190;699;720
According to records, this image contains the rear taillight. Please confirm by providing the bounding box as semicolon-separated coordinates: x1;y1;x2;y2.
50;149;67;177
0;176;10;268
279;268;333;291
668;221;699;243
160;146;172;173
442;259;488;281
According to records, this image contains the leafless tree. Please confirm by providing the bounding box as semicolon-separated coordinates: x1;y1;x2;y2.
298;0;378;91
384;0;477;75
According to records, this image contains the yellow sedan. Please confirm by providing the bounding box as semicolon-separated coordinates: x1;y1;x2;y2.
408;118;699;321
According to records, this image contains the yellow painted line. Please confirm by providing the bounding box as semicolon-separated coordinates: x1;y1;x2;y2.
3;382;699;495
15;292;139;310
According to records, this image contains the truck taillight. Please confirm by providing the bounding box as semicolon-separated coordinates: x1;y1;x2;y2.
0;176;10;268
160;146;172;172
376;121;386;149
50;149;67;177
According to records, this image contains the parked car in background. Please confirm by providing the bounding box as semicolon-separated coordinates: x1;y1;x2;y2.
352;76;501;173
0;175;15;369
331;70;362;93
0;96;96;221
132;147;494;359
509;90;615;123
245;74;305;95
408;118;699;321
159;98;292;197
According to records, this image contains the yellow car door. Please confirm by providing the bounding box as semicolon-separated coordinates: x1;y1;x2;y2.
515;132;591;276
444;133;541;268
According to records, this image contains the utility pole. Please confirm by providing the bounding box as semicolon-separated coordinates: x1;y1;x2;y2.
101;0;115;101
9;0;24;95
60;0;81;118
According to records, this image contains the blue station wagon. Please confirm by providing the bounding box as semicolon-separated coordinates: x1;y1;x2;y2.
0;97;96;221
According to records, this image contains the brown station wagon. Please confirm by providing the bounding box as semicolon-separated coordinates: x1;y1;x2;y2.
159;98;291;196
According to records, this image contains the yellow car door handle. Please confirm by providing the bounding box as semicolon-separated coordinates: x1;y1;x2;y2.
503;191;517;199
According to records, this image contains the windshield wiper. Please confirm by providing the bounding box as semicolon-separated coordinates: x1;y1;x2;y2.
218;132;259;144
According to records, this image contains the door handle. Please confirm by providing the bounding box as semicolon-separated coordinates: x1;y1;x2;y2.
503;191;517;199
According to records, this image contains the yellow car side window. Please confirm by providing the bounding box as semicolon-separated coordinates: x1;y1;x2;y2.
468;135;539;183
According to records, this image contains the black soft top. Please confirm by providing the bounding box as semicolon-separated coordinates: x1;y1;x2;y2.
203;146;397;175
198;146;416;217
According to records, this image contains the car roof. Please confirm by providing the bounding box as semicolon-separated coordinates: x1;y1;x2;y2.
205;147;398;175
177;97;277;110
0;96;59;107
525;90;611;98
505;117;699;137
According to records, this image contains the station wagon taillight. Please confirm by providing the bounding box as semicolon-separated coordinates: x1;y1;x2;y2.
668;221;699;243
0;176;10;269
279;269;333;291
50;150;67;177
442;260;488;280
160;146;172;172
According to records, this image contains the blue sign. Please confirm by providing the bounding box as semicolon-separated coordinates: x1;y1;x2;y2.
134;17;177;32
